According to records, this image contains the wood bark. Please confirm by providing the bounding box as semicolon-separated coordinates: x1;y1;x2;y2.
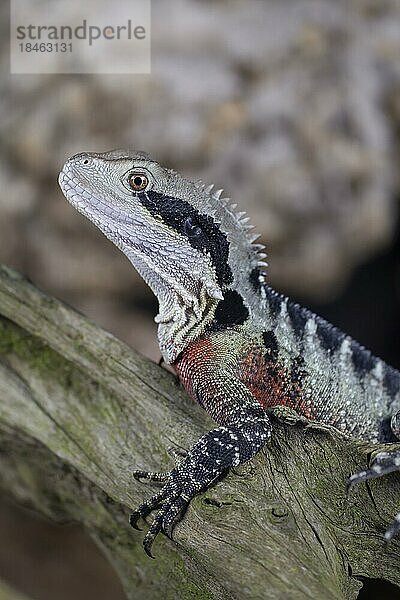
0;264;399;599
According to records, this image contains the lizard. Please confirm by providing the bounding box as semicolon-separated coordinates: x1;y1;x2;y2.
58;148;400;558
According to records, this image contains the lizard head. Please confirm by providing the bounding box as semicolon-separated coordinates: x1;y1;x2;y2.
59;149;266;362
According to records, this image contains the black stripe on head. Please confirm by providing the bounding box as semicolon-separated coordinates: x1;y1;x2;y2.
137;191;233;287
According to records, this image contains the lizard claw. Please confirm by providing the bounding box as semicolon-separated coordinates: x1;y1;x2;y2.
143;534;156;559
130;479;192;556
142;506;177;558
129;511;142;531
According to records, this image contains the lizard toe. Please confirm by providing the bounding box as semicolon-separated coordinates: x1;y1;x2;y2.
133;468;170;483
129;486;169;531
129;511;142;531
348;450;400;492
347;468;374;491
161;495;189;540
141;491;190;555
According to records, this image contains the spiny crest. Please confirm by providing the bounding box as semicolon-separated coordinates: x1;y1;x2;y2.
194;179;268;272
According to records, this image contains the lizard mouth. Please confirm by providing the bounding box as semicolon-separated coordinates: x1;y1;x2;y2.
59;168;137;226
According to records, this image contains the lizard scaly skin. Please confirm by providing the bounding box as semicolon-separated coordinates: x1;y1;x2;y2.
58;149;400;557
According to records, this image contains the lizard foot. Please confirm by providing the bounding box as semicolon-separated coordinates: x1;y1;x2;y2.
347;449;400;543
129;476;192;557
130;415;271;557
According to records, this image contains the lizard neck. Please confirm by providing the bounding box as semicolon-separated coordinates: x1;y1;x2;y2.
155;285;219;364
156;257;262;363
157;296;219;364
155;237;267;362
126;249;220;363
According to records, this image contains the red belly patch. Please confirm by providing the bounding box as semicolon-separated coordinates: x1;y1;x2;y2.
174;336;216;400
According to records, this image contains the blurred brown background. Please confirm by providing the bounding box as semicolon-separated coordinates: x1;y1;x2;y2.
1;0;400;598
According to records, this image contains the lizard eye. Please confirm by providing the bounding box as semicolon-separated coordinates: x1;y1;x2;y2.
183;216;203;238
128;172;149;192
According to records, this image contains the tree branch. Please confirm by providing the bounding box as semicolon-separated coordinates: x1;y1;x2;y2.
0;265;399;599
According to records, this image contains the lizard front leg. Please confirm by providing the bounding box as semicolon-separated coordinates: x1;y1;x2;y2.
130;372;271;557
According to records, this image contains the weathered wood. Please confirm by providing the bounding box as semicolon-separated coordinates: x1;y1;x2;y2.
0;264;399;599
